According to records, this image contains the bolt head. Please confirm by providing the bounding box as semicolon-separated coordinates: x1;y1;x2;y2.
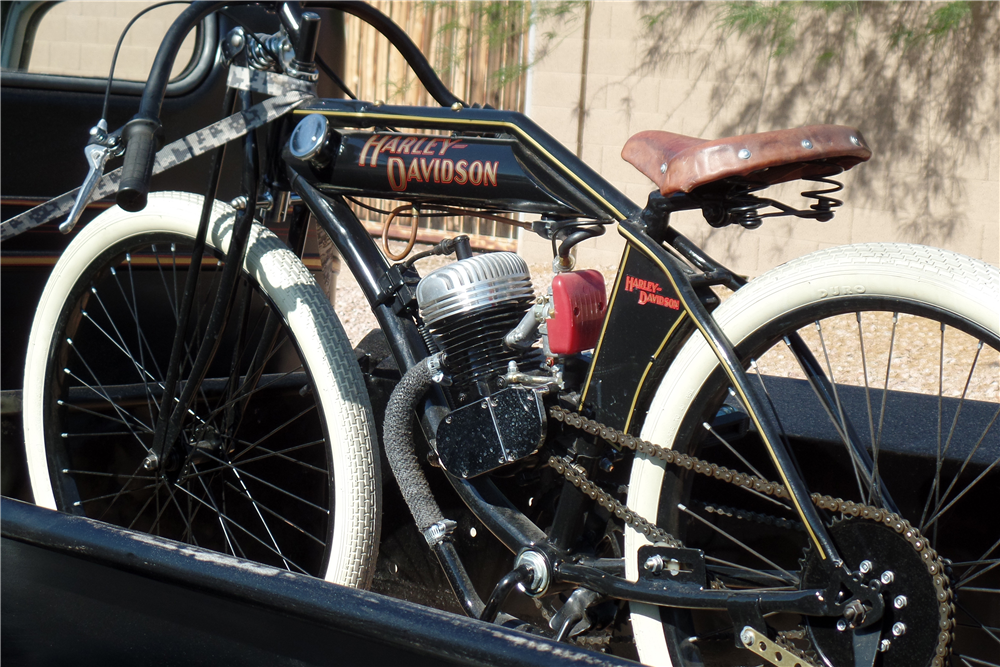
879;639;892;652
836;619;848;632
801;139;814;149
881;570;895;585
859;559;873;574
894;595;908;609
644;554;663;574
142;454;159;471
738;148;752;159
892;622;907;636
740;628;755;645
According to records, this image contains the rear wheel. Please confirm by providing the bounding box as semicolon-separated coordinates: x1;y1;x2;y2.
23;192;381;587
626;244;999;666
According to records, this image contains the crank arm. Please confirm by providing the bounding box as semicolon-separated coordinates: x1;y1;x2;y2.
61;142;113;234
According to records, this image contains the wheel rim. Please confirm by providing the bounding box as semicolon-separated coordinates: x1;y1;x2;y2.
43;234;336;577
646;299;999;666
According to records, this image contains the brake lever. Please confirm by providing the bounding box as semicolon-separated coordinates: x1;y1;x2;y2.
61;121;120;234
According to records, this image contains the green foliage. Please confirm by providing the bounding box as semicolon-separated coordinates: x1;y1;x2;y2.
640;7;674;31
716;1;975;61
719;2;798;57
891;1;971;50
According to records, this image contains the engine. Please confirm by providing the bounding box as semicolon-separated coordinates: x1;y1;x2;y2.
416;252;546;478
416;252;537;404
416;250;607;479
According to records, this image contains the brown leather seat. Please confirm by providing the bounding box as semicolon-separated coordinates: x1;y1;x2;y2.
621;125;871;196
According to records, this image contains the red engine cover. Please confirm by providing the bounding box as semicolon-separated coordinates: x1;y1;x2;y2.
547;270;607;355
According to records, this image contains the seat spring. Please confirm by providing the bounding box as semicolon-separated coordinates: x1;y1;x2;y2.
800;175;844;222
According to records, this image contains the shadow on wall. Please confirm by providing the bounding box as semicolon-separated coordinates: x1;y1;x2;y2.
631;1;999;260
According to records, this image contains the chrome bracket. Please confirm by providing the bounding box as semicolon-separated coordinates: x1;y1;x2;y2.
739;626;820;667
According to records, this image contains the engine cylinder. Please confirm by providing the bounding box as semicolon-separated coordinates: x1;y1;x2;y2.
416;253;534;398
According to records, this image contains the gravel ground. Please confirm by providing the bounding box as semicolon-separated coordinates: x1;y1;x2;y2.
330;244;999;403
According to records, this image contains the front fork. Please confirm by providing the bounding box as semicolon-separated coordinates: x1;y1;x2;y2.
149;87;273;477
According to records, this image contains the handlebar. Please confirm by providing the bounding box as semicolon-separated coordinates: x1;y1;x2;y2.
115;0;466;211
117;119;160;212
115;0;224;211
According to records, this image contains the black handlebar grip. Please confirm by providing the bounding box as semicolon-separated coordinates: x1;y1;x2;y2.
116;118;160;212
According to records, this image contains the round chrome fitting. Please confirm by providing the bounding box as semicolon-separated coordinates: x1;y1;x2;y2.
514;550;550;597
289;114;329;161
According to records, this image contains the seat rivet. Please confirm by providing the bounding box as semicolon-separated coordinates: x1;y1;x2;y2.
660;162;667;174
850;135;861;146
738;148;751;159
801;139;813;149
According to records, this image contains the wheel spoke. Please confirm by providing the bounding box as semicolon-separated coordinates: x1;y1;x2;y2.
920;340;984;533
172;483;309;574
956;601;1000;647
87;283;158;413
957;537;1000;587
704;554;798;587
221;480;326;546
64;349;152;449
195;448;329;514
230;403;317;463
923;406;999;532
187;467;244;559
204;355;301;425
855;312;882;506
678;503;798;585
814;321;866;501
875;313;900;464
185;438;327;479
229;467;294;571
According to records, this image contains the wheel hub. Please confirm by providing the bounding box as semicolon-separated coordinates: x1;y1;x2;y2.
801;517;953;667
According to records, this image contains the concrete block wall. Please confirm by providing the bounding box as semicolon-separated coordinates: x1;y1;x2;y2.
520;2;999;276
26;2;194;82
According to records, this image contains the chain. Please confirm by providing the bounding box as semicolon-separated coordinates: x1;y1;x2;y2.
696;500;803;532
547;455;681;547
548;405;956;667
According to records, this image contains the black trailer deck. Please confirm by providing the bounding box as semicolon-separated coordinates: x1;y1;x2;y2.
1;498;635;667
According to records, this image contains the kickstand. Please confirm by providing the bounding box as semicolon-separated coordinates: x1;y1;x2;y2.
549;588;600;642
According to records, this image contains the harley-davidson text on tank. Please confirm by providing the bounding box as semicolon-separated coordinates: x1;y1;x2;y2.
313;131;577;214
356;134;494;192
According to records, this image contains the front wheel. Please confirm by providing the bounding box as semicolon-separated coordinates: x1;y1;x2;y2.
23;192;381;587
626;244;999;667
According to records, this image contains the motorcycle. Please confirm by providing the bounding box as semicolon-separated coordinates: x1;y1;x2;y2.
6;3;997;665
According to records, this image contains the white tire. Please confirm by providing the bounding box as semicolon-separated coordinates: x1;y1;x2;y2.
23;192;380;587
626;243;1000;666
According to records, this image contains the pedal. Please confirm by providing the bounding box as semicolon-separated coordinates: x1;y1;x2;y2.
637;545;706;585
